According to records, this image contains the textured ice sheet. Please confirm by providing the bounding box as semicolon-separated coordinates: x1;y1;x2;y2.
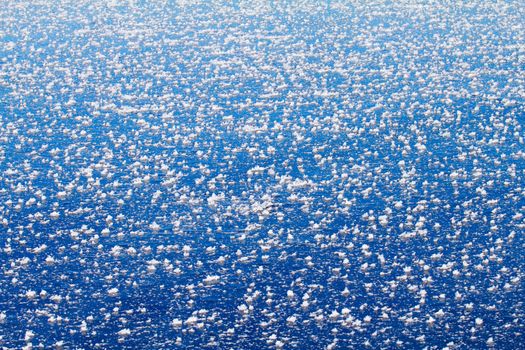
0;1;524;349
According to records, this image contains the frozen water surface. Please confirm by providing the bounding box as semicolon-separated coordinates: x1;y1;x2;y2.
0;0;524;349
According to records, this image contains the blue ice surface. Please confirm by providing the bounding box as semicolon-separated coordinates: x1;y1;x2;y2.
0;1;524;349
